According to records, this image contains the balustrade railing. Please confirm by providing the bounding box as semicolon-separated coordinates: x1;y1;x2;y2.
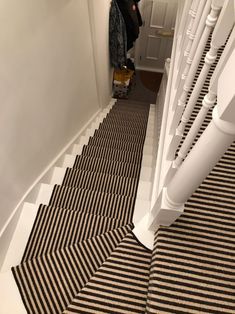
149;0;235;229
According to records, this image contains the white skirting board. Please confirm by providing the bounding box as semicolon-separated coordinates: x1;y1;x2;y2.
0;99;116;271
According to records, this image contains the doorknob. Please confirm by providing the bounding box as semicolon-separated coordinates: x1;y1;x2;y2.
155;30;174;37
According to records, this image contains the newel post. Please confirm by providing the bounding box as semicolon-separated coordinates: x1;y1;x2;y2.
149;48;235;229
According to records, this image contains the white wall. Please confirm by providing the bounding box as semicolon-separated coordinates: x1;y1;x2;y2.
88;0;113;108
0;0;100;231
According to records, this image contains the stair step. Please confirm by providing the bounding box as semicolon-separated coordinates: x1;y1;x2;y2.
62;168;139;197
102;116;148;127
1;203;37;271
88;137;144;153
73;154;141;178
49;185;135;224
99;123;147;136
21;204;126;261
50;166;66;185
93;129;146;143
35;183;54;205
12;225;133;314
62;154;76;168
81;144;142;164
106;112;149;122
71;143;83;155
64;232;152;314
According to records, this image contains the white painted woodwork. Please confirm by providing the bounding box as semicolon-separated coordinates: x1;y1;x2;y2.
175;0;211;90
150;48;235;228
62;154;76;168
210;26;235;93
0;271;26;314
177;0;206;81
170;1;221;123
169;0;233;157
184;0;206;58
50;167;66;185
1;203;37;272
133;214;154;250
135;0;178;72
137;181;152;201
174;92;217;168
177;0;200;72
133;199;151;225
35;184;54;205
72;144;83;156
177;0;193;47
173;25;235;168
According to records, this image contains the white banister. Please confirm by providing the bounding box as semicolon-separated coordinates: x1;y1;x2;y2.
149;47;235;229
175;0;212;95
177;0;200;74
184;0;207;58
171;0;221;124
177;0;193;46
173;25;235;169
168;0;232;160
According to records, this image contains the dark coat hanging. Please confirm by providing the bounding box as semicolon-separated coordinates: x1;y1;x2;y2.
109;0;127;68
116;0;143;51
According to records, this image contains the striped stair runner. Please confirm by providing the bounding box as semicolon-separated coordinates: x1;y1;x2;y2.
146;35;235;313
12;100;153;314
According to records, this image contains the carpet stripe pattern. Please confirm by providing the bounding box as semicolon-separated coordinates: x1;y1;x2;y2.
49;185;135;224
13;226;132;314
146;34;235;313
12;100;152;314
73;155;141;178
64;232;152;314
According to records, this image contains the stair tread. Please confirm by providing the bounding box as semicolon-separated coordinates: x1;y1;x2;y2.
88;136;144;153
62;167;139;197
12;225;132;314
99;123;147;135
109;109;149;116
49;185;135;224
102;116;148;127
21;204;127;261
93;129;146;143
106;112;149;121
115;99;151;106
64;232;152;314
73;154;141;179
82;144;142;164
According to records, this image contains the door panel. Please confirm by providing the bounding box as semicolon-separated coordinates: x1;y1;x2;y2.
136;0;177;72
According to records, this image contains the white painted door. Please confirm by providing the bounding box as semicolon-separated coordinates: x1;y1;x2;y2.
135;0;178;72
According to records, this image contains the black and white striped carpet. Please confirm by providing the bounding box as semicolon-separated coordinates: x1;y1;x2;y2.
146;34;235;313
12;100;152;314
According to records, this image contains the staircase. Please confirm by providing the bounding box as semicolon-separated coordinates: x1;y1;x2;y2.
0;99;156;314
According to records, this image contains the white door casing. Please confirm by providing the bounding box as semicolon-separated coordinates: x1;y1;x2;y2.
135;0;178;72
